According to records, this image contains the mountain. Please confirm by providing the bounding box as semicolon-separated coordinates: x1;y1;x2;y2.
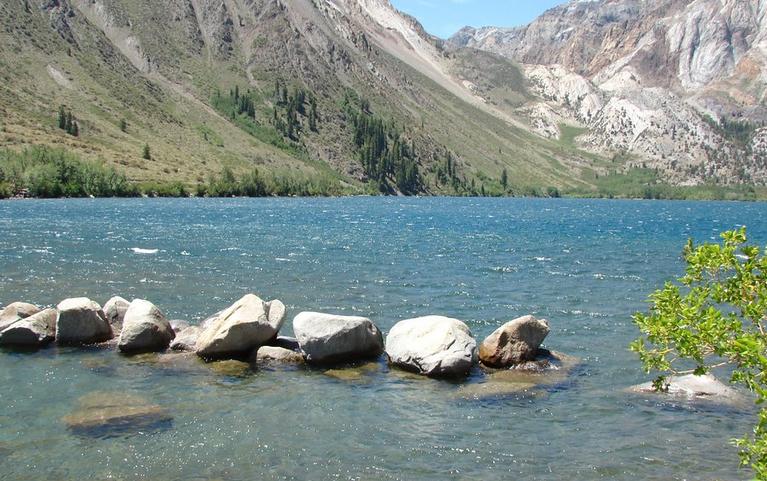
450;0;767;186
0;0;765;198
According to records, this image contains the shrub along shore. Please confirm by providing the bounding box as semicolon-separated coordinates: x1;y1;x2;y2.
1;146;764;201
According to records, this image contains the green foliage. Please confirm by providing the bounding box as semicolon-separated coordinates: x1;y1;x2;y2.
199;166;346;197
343;91;421;194
501;168;508;190
119;119;128;133
703;114;758;147
57;106;79;137
631;228;767;478
0;147;136;197
142;143;151;160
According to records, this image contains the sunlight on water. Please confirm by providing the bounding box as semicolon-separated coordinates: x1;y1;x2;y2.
0;197;765;480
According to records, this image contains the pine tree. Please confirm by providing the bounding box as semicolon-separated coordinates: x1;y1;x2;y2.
501;168;508;190
142;144;151;160
58;106;67;130
119;119;128;133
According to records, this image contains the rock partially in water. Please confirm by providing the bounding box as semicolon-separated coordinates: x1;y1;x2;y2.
479;315;550;368
102;296;129;334
293;312;384;364
323;361;382;381
0;302;41;332
169;319;190;333
62;391;172;438
118;299;175;354
0;308;57;347
252;346;305;365
630;373;742;404
386;315;477;377
195;294;286;359
170;326;202;352
55;298;113;346
458;350;579;400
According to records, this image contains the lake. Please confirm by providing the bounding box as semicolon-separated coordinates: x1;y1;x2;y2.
0;197;764;480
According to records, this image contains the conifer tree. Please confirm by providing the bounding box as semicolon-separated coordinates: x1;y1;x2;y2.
142;144;151;160
501;168;508;190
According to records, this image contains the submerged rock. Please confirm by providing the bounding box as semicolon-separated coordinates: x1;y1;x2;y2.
118;299;175;354
0;308;57;347
385;316;477;377
479;315;550;368
323;361;382;381
252;346;305;365
293;312;384;364
630;373;741;403
207;359;252;377
102;296;129;334
170;326;202;352
0;302;41;332
62;391;172;438
195;294;286;359
55;298;113;345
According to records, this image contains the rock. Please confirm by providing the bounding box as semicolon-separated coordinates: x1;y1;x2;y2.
479;315;550;368
0;308;57;347
385;316;477;377
323;362;381;381
169;319;190;333
170;326;201;352
293;312;384;364
270;336;300;351
252;346;305;365
630;373;741;403
199;310;224;330
195;294;286;359
118;299;175;354
102;296;129;333
0;302;41;331
55;297;113;345
208;359;251;377
62;391;172;437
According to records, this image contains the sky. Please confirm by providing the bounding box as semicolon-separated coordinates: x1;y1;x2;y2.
389;0;567;39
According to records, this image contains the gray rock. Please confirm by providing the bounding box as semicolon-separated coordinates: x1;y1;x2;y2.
102;296;129;333
293;312;384;364
386;315;477;377
0;302;41;331
118;299;175;354
169;319;190;333
0;308;57;347
270;336;300;351
479;315;550;368
55;298;113;345
195;294;286;359
630;373;741;402
253;346;305;364
170;326;202;352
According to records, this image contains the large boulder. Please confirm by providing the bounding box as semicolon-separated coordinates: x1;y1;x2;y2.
195;294;286;359
0;308;57;347
630;373;741;403
118;299;175;354
386;316;477;377
293;312;384;364
170;326;202;352
0;302;41;331
102;296;129;333
479;315;550;368
55;298;113;345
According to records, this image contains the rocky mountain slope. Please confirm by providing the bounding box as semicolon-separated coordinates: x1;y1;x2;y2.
0;0;765;196
451;0;767;185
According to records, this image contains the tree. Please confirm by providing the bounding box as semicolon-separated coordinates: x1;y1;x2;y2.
501;168;508;190
142;144;151;160
119;119;128;133
58;106;67;130
631;228;767;479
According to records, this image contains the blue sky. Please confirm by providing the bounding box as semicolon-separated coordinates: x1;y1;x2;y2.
390;0;567;39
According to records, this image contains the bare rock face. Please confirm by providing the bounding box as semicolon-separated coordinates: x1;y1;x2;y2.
293;312;384;364
103;296;130;333
0;308;57;347
385;316;477;377
55;298;113;345
0;302;41;332
195;294;286;359
118;299;175;354
479;315;550;368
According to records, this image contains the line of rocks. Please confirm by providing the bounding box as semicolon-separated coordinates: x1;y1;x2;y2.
0;294;562;377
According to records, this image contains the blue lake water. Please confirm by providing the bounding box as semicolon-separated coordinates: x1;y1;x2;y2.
0;197;765;480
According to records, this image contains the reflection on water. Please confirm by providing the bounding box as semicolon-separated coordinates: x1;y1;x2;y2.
0;197;764;480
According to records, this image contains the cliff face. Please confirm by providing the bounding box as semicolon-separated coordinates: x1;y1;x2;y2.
450;0;767;185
